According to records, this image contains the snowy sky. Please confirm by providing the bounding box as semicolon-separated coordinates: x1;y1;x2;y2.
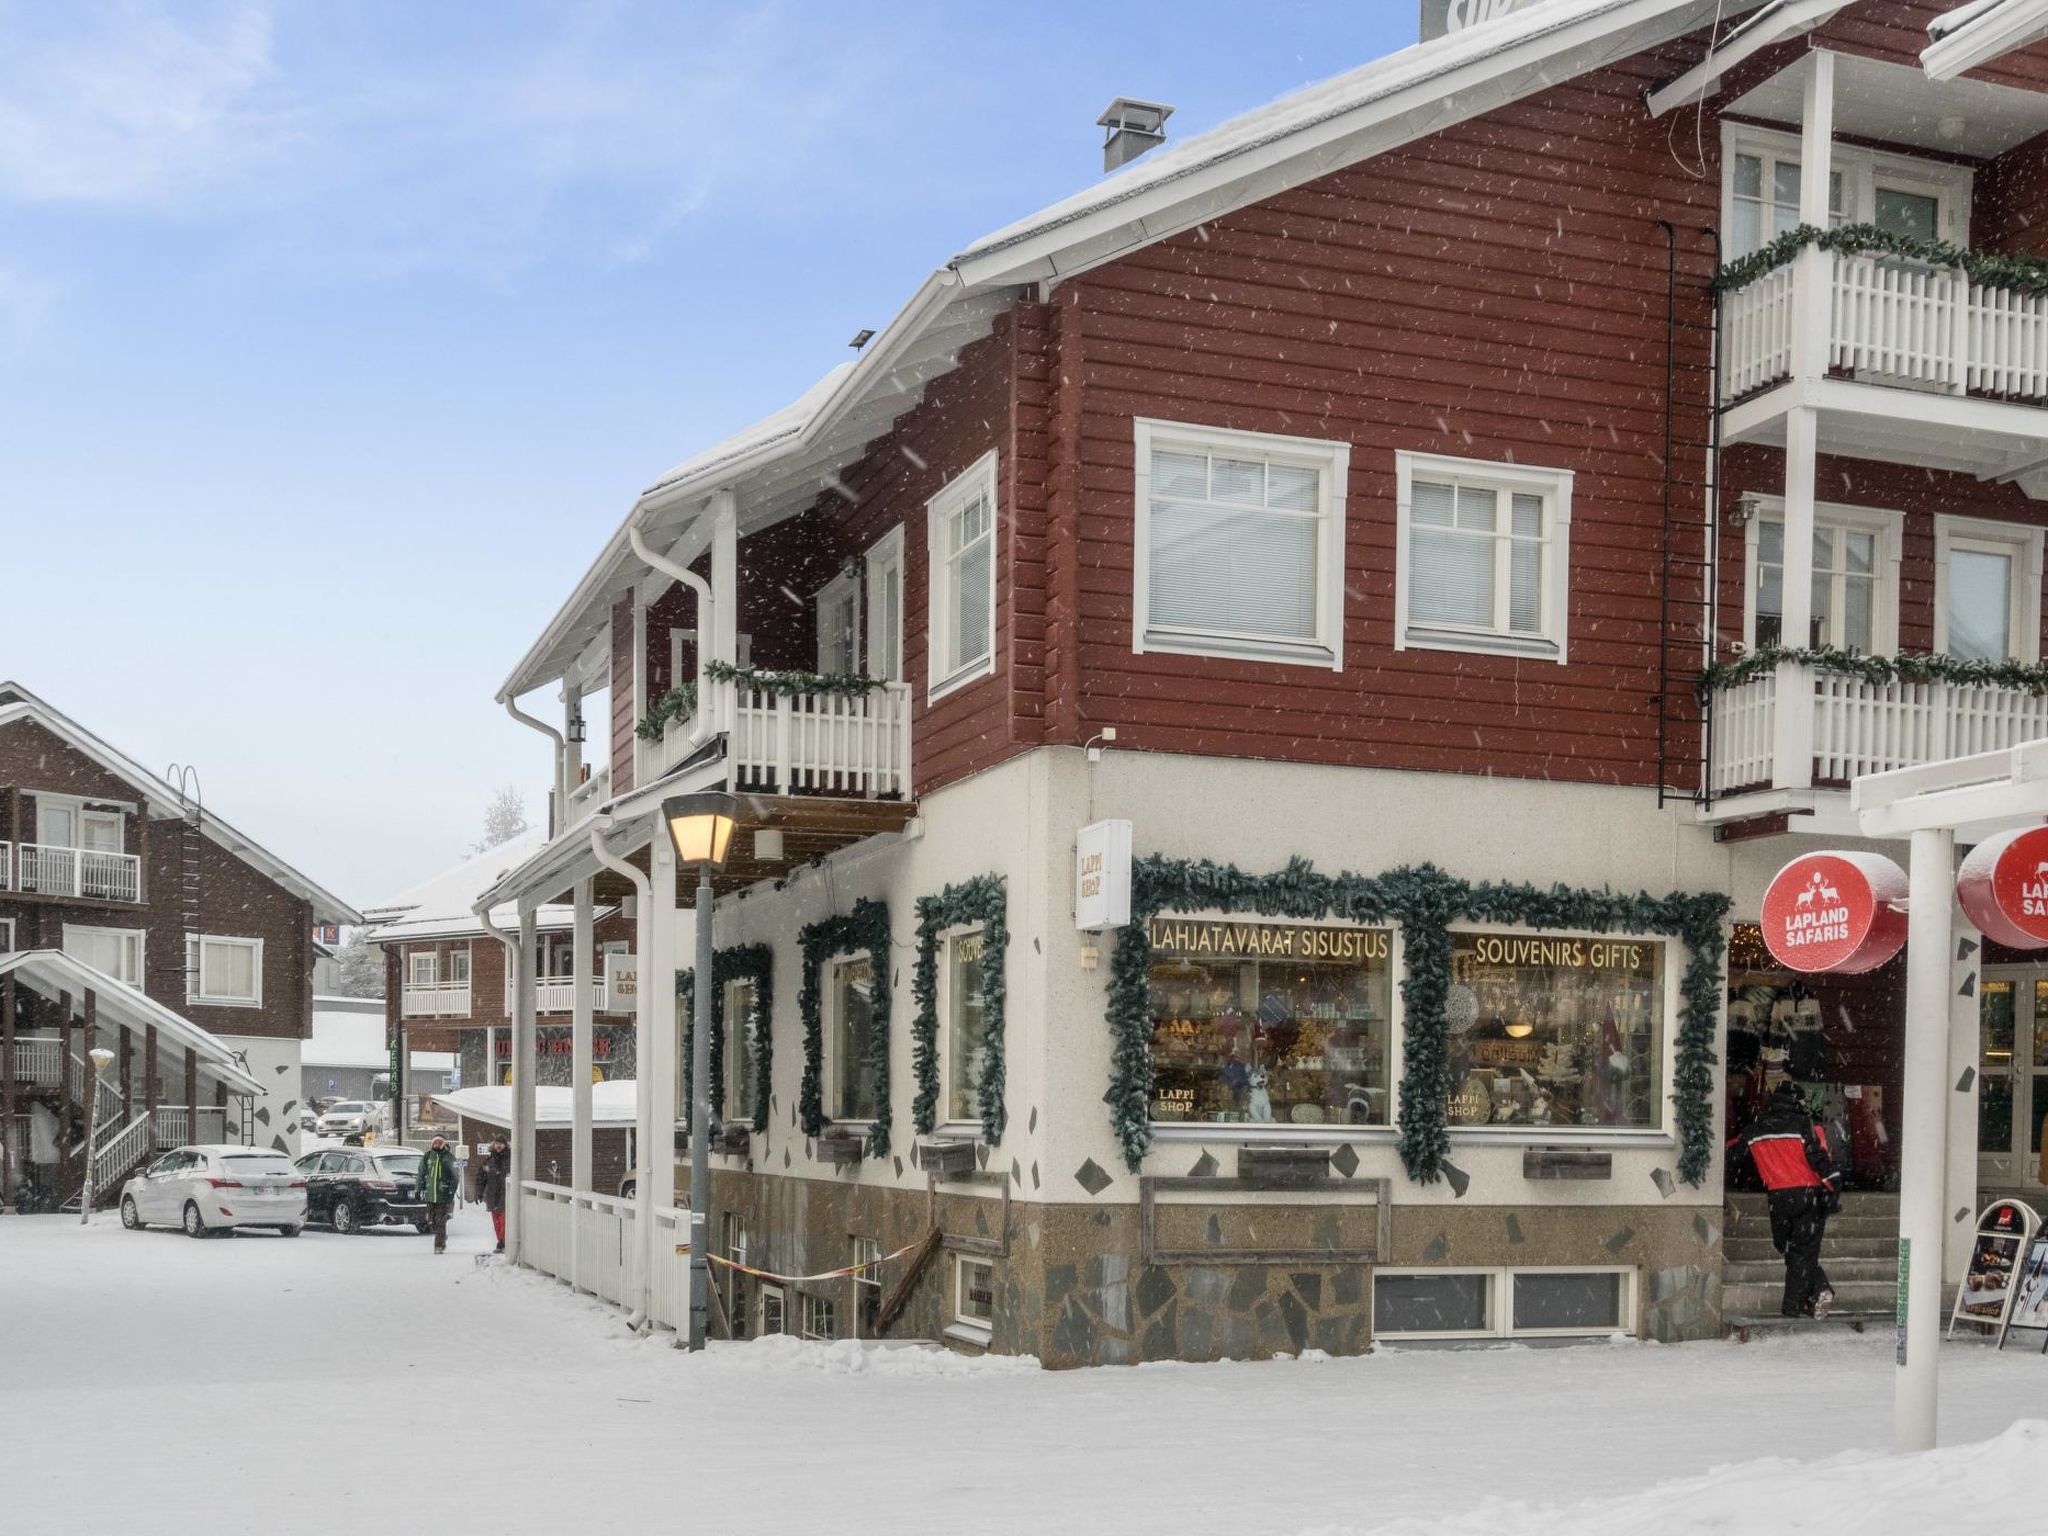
0;0;1415;908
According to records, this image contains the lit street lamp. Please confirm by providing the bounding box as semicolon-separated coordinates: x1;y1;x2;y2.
79;1045;115;1226
662;791;740;1351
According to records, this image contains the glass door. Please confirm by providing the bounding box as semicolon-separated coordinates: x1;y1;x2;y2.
1980;971;2048;1187
2026;979;2048;1191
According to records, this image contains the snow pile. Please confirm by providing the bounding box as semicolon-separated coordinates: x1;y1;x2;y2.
716;1333;1043;1377
1330;1421;2048;1536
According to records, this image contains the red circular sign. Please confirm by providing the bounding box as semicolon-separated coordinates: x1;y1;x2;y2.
1759;851;1908;974
1956;826;2048;951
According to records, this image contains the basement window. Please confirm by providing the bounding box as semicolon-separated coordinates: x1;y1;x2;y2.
1372;1266;1635;1340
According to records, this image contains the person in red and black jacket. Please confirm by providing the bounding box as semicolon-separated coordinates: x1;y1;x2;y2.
1733;1082;1843;1318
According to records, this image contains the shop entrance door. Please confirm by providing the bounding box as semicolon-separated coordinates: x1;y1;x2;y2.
1978;969;2047;1189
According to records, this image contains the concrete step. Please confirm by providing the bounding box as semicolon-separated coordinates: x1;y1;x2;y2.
1724;1214;1900;1241
1724;1234;1899;1263
1727;1192;1899;1215
1723;1279;1896;1317
1724;1256;1897;1286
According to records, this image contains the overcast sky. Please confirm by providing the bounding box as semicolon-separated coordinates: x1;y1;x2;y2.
0;0;1415;908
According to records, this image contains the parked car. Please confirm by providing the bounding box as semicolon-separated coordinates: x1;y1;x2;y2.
314;1101;385;1141
293;1147;429;1234
120;1145;307;1238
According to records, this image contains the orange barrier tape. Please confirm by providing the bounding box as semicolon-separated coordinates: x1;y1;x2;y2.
669;1236;923;1285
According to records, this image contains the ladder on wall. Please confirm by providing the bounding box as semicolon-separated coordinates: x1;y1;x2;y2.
1654;222;1724;810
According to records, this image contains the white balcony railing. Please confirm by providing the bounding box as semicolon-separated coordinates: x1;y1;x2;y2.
93;1111;154;1194
151;1105;227;1150
9;1037;75;1094
15;842;142;903
640;677;914;799
0;840;10;892
563;765;610;824
1710;665;2048;796
534;977;611;1015
401;983;473;1019
1724;250;2048;405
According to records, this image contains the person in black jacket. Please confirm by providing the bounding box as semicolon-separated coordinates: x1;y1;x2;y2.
478;1136;511;1253
1733;1082;1843;1318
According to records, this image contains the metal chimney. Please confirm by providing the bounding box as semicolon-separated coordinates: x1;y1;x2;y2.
1097;97;1174;172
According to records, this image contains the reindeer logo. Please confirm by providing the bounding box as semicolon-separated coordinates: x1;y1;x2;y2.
1793;871;1841;910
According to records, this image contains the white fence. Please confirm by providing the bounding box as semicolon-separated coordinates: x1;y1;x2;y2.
1711;665;2048;794
9;1037;77;1094
92;1111;153;1195
401;982;473;1019
13;842;142;902
641;677;914;798
518;1182;694;1331
533;977;611;1015
151;1105;227;1149
1723;250;2048;404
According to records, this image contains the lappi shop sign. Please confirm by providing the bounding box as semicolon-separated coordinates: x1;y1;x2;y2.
1759;851;1909;974
1955;825;2048;951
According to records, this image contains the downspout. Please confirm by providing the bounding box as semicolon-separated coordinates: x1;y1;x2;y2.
589;821;658;1331
629;522;718;749
504;697;568;831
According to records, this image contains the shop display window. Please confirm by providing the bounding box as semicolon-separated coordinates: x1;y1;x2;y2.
1145;918;1393;1127
829;957;880;1121
1445;931;1663;1130
724;977;759;1124
952;1255;995;1343
946;929;990;1123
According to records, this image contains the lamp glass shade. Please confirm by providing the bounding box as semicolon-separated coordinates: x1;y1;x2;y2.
666;810;735;868
88;1046;115;1070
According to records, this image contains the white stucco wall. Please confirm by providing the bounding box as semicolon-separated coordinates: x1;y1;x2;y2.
220;1035;302;1156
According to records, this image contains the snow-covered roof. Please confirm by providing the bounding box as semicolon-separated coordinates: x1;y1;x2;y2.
360;829;608;944
1924;0;2048;76
0;682;360;926
303;1003;453;1071
430;1080;639;1129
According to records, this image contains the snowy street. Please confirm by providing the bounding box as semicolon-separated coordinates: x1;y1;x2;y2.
3;1211;2044;1536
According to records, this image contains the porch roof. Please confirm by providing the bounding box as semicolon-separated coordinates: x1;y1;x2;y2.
0;949;266;1096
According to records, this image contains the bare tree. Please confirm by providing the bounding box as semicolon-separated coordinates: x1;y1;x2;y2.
472;785;531;854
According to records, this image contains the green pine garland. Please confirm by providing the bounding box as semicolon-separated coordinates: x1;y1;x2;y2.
1715;222;2048;298
1697;643;2048;703
677;942;776;1134
705;660;889;700
910;875;1009;1142
636;683;698;742
1109;857;1728;1186
798;899;893;1155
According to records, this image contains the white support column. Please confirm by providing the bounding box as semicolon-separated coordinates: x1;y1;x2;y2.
648;841;679;1215
1897;826;1955;1455
1944;901;1983;1288
563;682;585;804
710;489;739;671
483;1025;498;1087
631;585;649;785
572;880;595;1192
1791;49;1837;379
508;904;539;1265
1773;407;1821;790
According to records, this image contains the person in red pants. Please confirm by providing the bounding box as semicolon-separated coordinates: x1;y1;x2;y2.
478;1135;511;1253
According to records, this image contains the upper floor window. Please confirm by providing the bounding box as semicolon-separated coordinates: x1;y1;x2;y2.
0;918;14;953
866;526;905;684
1723;127;1970;258
1133;419;1348;670
1936;516;2044;663
1745;501;1902;654
927;452;998;700
1396;453;1571;662
63;924;144;987
188;935;262;1007
816;570;861;677
408;950;438;988
33;799;122;853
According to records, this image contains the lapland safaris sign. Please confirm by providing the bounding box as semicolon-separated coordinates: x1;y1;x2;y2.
1760;851;1908;974
1956;826;2048;951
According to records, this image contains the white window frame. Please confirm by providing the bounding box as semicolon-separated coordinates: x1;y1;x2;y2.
757;1281;787;1337
35;795;79;849
866;525;906;684
925;450;1000;702
1131;418;1350;671
1395;451;1573;663
723;975;758;1123
187;934;263;1008
447;944;472;986
408;950;438;989
849;1235;884;1337
61;924;145;987
1720;123;1974;254
1934;514;2044;663
815;569;862;677
1741;497;1904;653
798;1290;837;1342
824;953;877;1126
948;1253;996;1346
1371;1266;1637;1341
939;924;989;1129
78;808;124;854
0;918;15;953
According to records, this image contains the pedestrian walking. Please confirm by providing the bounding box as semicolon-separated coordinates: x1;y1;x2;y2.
479;1135;511;1253
418;1134;460;1255
1733;1081;1843;1318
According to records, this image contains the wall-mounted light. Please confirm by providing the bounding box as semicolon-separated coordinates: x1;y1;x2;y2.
1730;491;1766;527
566;712;588;745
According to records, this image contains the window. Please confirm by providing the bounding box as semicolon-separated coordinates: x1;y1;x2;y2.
816;570;861;677
1372;1268;1635;1339
951;1255;995;1343
1728;147;1845;257
0;919;13;954
798;1291;837;1342
758;1283;787;1337
944;930;990;1124
866;526;905;683
62;925;144;987
721;1214;750;1339
1722;127;1971;258
1745;502;1902;653
1446;931;1666;1131
36;801;76;848
408;950;438;988
827;956;880;1122
1936;516;2043;663
1396;453;1571;662
188;936;262;1006
1132;419;1349;670
850;1236;884;1337
79;809;123;854
723;977;759;1124
926;452;998;698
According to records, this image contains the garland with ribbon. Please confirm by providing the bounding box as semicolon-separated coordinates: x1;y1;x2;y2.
678;942;776;1134
1109;857;1728;1186
1696;644;2048;702
798;898;893;1155
1714;222;2048;298
910;874;1009;1142
705;660;889;701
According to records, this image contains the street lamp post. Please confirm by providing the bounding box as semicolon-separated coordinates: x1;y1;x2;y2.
662;792;740;1352
79;1045;115;1225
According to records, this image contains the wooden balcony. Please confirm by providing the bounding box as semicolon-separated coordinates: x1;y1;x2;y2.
1;840;142;903
639;674;913;800
400;982;473;1019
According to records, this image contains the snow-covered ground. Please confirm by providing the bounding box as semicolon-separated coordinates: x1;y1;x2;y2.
2;1211;2044;1535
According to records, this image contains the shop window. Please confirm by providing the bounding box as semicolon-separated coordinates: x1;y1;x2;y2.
1374;1267;1635;1340
945;928;990;1124
1445;931;1664;1131
1396;453;1571;662
1132;418;1349;670
926;451;998;700
950;1255;995;1345
187;935;262;1007
1144;917;1393;1128
850;1236;883;1337
723;977;760;1124
1372;1271;1495;1338
827;956;880;1122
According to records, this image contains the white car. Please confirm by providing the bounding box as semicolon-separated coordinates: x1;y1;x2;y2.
315;1101;385;1140
119;1145;308;1238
